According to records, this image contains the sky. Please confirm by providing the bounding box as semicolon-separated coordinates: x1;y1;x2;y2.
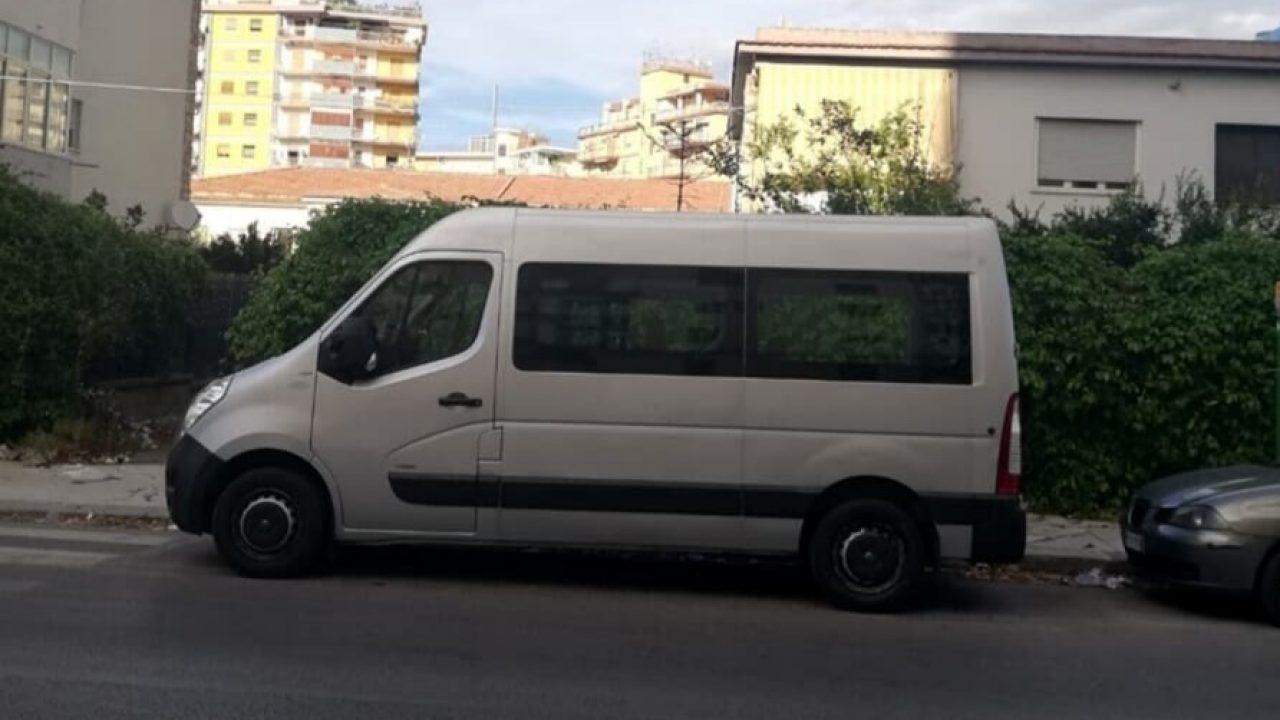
413;0;1280;150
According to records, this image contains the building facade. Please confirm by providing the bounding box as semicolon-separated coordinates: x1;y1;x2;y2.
578;58;729;179
731;28;1280;216
0;0;199;225
416;128;579;176
195;0;425;178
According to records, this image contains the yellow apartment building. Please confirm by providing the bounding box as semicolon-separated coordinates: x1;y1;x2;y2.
195;0;426;178
578;57;730;179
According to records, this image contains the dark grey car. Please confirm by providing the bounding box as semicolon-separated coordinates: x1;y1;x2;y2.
1122;465;1280;625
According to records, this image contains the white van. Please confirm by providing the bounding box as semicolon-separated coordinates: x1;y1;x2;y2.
167;209;1023;610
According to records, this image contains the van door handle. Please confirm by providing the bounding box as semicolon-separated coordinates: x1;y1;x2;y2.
439;392;483;409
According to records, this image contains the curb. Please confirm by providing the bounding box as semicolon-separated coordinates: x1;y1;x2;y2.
1012;554;1131;576
0;500;167;521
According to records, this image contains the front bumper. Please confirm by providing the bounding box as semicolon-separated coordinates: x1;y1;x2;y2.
165;434;225;535
1122;519;1265;593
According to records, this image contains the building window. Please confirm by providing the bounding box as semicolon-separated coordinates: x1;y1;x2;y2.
287;150;300;165
220;80;234;95
1;60;27;143
25;72;49;149
1215;124;1280;205
222;49;235;62
217;112;232;127
67;99;82;153
248;49;262;63
246;81;259;96
386;155;399;167
216;144;231;158
242;144;257;159
514;263;744;377
244;112;258;127
1037;118;1138;191
249;18;264;33
747;270;972;385
225;18;238;31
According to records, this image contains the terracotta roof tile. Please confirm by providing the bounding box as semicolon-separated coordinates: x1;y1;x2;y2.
191;168;732;213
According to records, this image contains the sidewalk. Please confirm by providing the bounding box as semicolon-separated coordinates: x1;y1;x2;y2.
0;461;166;519
0;461;1129;566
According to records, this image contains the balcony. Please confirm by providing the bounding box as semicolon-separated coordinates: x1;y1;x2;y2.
353;130;415;148
654;101;730;126
314;59;355;76
578;118;640;139
354;94;418;115
315;27;359;44
311;92;355;108
312;124;354;141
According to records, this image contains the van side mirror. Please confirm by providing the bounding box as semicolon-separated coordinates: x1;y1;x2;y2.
319;315;377;384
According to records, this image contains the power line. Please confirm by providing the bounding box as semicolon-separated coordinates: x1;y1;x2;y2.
0;75;195;95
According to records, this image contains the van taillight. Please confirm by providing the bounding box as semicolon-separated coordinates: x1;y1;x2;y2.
996;394;1022;496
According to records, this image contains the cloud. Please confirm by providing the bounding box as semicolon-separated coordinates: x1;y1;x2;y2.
416;0;1280;148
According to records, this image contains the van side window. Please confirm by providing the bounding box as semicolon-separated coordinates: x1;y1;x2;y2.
747;270;971;384
514;263;743;377
353;261;493;378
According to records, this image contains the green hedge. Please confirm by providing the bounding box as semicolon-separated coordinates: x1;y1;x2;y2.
0;167;208;441
1008;233;1280;514
228;198;461;365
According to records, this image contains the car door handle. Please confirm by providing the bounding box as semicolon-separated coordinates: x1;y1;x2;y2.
439;392;483;408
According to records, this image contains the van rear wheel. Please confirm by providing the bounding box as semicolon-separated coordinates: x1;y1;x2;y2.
212;467;328;578
809;498;925;612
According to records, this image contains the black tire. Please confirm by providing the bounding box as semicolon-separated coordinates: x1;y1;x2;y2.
212;466;328;578
1261;549;1280;627
808;498;926;612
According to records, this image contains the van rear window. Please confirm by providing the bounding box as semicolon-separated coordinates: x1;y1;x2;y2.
514;263;743;377
747;269;972;385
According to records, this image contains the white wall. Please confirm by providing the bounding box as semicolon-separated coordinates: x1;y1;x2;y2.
196;201;312;238
0;0;197;223
956;65;1280;218
70;0;198;224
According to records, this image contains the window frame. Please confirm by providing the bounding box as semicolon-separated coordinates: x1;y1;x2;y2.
745;267;973;386
346;259;496;382
1215;123;1280;205
512;261;745;378
1034;117;1140;194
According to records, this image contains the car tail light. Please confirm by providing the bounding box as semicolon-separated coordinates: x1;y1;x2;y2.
996;393;1022;496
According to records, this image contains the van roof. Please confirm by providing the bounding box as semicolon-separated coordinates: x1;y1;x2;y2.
398;207;995;257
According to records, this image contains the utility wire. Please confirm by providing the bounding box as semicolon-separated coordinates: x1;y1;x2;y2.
0;75;195;95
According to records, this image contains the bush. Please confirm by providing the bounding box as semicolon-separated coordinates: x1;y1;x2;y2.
1006;192;1280;514
0;167;208;441
228;198;462;365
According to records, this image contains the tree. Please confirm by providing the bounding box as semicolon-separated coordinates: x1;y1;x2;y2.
705;100;975;216
199;223;290;275
642;119;718;212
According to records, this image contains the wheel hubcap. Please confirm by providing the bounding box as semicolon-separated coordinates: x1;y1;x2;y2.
836;525;904;592
238;494;296;554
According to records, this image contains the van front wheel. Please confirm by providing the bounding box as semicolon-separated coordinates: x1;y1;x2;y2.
809;498;925;612
212;467;328;578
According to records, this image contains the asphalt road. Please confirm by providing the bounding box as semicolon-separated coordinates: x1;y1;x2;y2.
0;523;1275;720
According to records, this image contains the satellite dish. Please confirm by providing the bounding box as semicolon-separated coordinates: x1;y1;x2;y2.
167;200;202;231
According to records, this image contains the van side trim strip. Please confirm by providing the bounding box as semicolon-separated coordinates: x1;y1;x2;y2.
387;473;1025;557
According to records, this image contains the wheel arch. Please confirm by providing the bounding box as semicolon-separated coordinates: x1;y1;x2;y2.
201;448;337;537
799;476;940;565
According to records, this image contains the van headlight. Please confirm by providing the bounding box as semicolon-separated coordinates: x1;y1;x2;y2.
183;377;231;432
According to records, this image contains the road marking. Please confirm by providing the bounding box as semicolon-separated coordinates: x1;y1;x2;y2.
0;526;171;547
0;547;116;568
